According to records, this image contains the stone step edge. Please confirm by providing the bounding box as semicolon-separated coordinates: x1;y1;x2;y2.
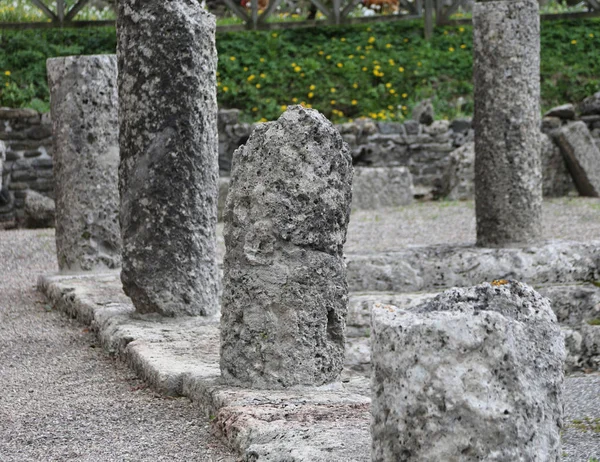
37;273;372;462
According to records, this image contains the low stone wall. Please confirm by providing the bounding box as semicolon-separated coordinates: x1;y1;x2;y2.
2;101;599;228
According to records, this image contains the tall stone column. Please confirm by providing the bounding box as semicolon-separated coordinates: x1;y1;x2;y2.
47;55;121;272
220;106;353;389
116;0;219;316
473;0;542;247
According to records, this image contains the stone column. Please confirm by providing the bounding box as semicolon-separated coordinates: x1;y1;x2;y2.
371;281;565;461
117;0;219;316
47;55;121;271
220;106;353;388
473;0;542;247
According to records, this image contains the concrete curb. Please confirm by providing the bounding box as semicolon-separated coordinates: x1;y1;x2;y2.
37;272;372;462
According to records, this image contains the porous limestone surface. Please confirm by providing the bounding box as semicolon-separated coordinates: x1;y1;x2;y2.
473;0;543;246
47;55;121;271
24;190;55;228
351;167;413;209
554;121;600;197
117;0;219;316
221;106;353;388
371;281;565;461
346;241;600;293
38;273;370;462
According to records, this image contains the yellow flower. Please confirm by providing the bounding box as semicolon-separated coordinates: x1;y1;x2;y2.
4;71;10;76
243;67;248;71
260;58;265;62
292;97;298;103
330;87;336;93
252;107;258;112
308;92;314;98
247;74;255;82
590;33;595;38
301;73;305;77
368;36;376;44
459;27;465;32
294;66;302;72
352;83;358;89
360;55;365;59
337;63;343;68
352;99;358;105
306;103;312;108
281;105;287;111
330;100;336;105
385;82;392;88
256;83;261;89
385;43;392;48
356;46;362;51
443;30;448;35
259;118;268;122
4;82;8;87
309;84;316;90
389;89;396;95
388;59;395;65
260;73;266;78
402;93;407;98
402;105;407;111
388;105;394;110
318;50;324;55
348;54;354;59
291;62;297;67
341;37;346;42
403;38;409;43
571;39;577;45
417;62;422;67
222;86;229;92
398;67;404;72
460;44;466;49
326;55;331;60
362;67;368;72
272;33;278;37
229;56;236;61
449;47;455;52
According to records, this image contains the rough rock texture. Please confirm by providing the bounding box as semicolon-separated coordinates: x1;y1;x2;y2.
579;91;600;116
217;176;230;222
117;0;219;316
47;55;121;271
439;141;474;200
371;281;565;461
544;103;576;120
554;121;600;197
541;132;577;197
0;140;5;189
473;0;543;246
220;106;353;388
411;99;434;126
351;167;413;209
24;190;55;228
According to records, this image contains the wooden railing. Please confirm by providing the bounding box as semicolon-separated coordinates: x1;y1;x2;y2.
0;0;598;36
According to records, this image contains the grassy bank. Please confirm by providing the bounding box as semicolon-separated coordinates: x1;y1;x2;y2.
0;18;598;122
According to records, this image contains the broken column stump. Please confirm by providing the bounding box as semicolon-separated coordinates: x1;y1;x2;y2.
220;106;353;388
371;281;565;461
47;55;121;271
473;0;543;247
117;0;219;316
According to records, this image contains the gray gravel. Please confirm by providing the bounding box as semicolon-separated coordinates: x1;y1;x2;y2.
0;229;235;462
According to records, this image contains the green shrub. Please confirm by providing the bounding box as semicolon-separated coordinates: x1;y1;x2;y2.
1;18;599;123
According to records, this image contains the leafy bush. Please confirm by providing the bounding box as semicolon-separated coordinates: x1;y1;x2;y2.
0;18;598;122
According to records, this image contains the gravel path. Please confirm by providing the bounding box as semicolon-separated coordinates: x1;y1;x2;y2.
0;229;235;462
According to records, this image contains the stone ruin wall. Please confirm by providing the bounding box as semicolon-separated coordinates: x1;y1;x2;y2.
2;104;600;227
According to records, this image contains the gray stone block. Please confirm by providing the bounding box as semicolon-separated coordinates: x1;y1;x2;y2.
47;55;121;272
220;106;353;388
217;176;229;222
371;281;565;461
544;103;576;120
352;167;413;209
541;132;577;197
554;121;600;197
439;141;474;200
579;91;600;116
117;0;219;316
473;0;543;246
0;140;4;190
411;99;434;125
24;190;55;228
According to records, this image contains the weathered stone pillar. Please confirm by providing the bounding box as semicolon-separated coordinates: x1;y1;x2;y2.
473;0;542;247
47;55;121;271
117;0;219;316
371;281;565;461
220;106;353;388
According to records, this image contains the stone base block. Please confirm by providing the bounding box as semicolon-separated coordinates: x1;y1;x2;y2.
352;167;414;209
371;281;565;461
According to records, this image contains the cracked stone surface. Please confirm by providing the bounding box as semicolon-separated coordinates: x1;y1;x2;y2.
220;106;353;388
117;0;219;316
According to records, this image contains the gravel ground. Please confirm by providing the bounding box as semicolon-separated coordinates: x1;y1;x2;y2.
2;198;600;461
0;229;235;462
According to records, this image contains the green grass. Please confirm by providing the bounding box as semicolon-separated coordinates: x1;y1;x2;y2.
0;18;599;122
